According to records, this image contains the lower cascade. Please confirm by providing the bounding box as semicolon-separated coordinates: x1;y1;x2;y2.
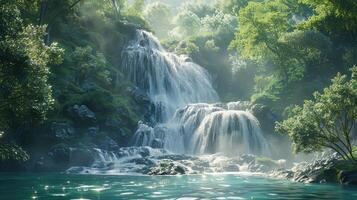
68;30;272;174
132;103;271;156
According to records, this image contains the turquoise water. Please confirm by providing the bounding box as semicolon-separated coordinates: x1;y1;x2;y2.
0;173;356;199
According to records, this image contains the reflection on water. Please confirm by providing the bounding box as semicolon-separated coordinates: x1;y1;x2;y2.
0;173;356;200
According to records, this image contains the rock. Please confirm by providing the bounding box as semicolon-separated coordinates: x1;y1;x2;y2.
223;164;240;172
151;139;163;148
283;154;341;183
69;148;95;167
183;56;193;62
95;136;119;151
50;122;75;141
67;104;96;123
239;154;256;165
250;104;279;134
148;160;187;175
129;157;155;166
48;144;70;164
157;154;194;161
127;87;150;104
87;127;100;137
339;171;357;185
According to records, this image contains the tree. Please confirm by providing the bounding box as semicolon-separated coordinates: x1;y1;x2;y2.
172;10;201;38
276;66;357;161
299;0;357;41
144;2;172;39
0;2;63;134
230;0;293;81
201;11;236;37
71;46;110;86
216;0;251;15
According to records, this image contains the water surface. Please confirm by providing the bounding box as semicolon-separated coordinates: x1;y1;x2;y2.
0;173;356;199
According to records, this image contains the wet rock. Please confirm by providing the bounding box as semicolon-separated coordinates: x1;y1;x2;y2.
238;154;256;165
95;136;119;151
148;160;187;175
69;148;95;166
67;104;96;123
223;164;240;172
50;122;75;141
66;166;87;174
48;144;70;164
129;157;155;166
183;56;193;62
127;87;150;104
156;154;194;161
87;127;100;137
281;154;341;183
250;104;279;134
339;171;357;185
151;139;163;148
47;145;95;169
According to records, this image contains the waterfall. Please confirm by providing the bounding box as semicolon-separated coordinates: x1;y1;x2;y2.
122;30;219;122
122;30;270;157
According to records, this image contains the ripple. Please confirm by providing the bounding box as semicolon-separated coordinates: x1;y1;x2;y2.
119;192;134;196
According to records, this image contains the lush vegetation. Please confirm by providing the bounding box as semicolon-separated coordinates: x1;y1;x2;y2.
0;0;356;168
276;67;357;161
0;0;148;165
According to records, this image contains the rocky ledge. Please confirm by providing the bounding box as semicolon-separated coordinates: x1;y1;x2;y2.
270;154;357;185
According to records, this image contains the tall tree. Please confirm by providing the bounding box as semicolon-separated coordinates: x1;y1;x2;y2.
0;2;63;135
276;66;357;161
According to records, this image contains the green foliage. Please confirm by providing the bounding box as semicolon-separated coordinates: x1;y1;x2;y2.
298;0;357;41
70;46;111;86
216;0;251;15
172;11;201;38
0;2;64;131
0;143;29;162
231;0;293;80
276;66;357;161
256;156;279;168
144;2;172;39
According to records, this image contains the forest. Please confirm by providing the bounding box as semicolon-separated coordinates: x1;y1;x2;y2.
0;0;356;199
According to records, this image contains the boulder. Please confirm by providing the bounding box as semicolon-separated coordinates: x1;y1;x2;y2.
69;148;95;167
148;160;187;175
87;127;100;137
250;104;279;134
223;164;240;172
151;139;164;148
48;144;70;164
339;171;357;185
67;104;96;123
50;122;76;141
95;136;119;151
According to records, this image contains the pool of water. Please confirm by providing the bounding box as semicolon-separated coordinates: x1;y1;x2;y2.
0;173;356;199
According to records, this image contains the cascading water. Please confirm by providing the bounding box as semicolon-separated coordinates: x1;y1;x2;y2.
124;30;270;157
121;30;219;122
68;30;272;175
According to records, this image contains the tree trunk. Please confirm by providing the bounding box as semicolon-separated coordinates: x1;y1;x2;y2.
39;0;48;25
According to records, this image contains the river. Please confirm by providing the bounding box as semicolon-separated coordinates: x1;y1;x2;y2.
1;173;356;199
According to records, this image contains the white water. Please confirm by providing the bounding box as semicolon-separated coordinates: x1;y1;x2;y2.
124;30;270;156
121;30;219;122
69;30;272;174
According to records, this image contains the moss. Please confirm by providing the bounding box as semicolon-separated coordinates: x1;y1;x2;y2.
256;156;279;168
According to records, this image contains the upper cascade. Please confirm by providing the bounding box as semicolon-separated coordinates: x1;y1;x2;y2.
122;30;219;122
122;30;270;157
